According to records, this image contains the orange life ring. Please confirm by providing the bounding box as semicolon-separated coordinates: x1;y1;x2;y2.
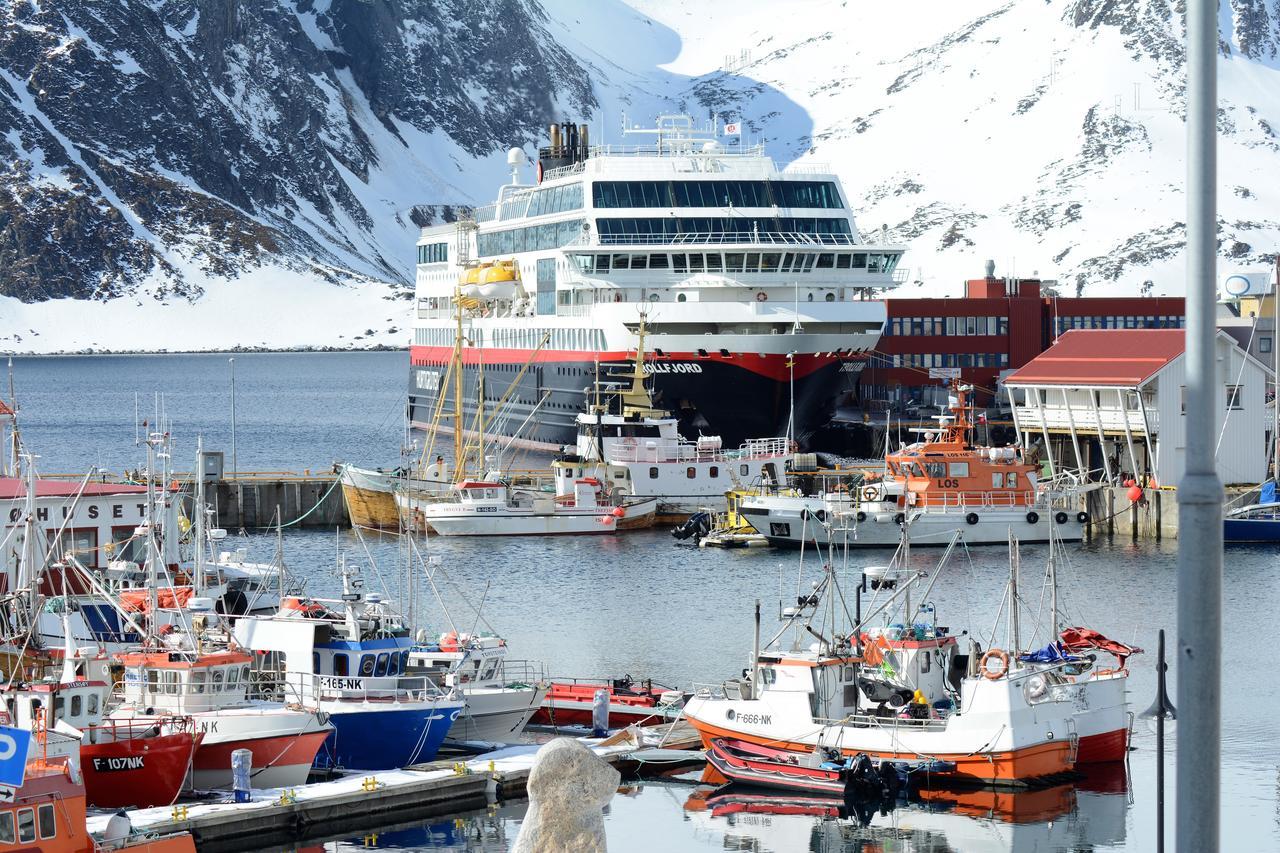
440;631;460;653
861;486;878;501
755;292;767;302
980;648;1010;680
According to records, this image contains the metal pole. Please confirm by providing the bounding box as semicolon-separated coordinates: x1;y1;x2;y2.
1177;3;1223;850
228;357;238;481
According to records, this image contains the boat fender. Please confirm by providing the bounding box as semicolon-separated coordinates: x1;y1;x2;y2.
1025;674;1048;700
965;512;979;526
1076;511;1089;524
756;292;767;302
1025;511;1039;524
800;509;809;520
980;648;1009;679
856;511;867;523
815;509;826;522
1054;511;1069;524
894;513;905;525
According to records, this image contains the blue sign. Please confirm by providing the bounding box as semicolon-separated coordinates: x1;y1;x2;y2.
0;726;31;788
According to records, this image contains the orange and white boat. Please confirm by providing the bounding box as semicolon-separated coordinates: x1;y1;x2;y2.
683;559;1082;787
738;382;1087;547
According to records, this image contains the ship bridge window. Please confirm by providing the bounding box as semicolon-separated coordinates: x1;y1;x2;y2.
417;242;449;264
949;462;970;478
593;180;841;209
688;253;704;272
924;462;945;478
851;253;867;269
649;253;670;269
836;254;852;269
706;253;723;272
672;254;687;274
375;654;389;677
761;253;781;272
817;253;835;268
335;654;349;676
630;254;648;269
744;253;760;272
726;253;745;272
571;254;594;273
612;254;630;270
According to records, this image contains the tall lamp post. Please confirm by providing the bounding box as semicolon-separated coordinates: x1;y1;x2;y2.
1177;2;1223;851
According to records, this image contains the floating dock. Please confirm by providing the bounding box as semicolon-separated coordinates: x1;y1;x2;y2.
90;726;703;852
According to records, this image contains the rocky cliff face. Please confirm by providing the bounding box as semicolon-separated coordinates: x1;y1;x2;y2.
0;0;592;304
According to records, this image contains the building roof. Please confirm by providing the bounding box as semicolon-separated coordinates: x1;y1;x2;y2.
0;477;149;500
1004;329;1188;387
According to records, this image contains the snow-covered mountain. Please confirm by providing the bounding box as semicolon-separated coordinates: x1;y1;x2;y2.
2;0;1278;351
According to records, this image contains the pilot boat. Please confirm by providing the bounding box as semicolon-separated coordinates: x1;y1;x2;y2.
737;382;1087;547
233;562;465;770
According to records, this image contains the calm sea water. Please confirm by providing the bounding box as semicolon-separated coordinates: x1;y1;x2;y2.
10;353;1279;852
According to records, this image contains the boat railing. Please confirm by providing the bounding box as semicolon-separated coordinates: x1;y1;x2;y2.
262;671;449;705
910;490;1039;511
820;712;949;731
609;436;791;464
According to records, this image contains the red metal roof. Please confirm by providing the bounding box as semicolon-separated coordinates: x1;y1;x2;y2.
1004;329;1186;386
0;477;149;500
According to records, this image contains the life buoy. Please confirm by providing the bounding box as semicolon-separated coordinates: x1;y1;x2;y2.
861;486;878;501
440;631;460;653
1076;511;1089;524
980;648;1010;680
1025;511;1039;524
1054;511;1069;524
965;512;979;525
755;292;767;302
1026;674;1048;700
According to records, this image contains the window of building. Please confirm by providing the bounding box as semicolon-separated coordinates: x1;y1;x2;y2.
1226;385;1243;410
1261;337;1272;354
48;528;99;569
1180;386;1187;414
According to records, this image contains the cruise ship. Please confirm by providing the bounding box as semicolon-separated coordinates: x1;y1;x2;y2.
410;115;907;450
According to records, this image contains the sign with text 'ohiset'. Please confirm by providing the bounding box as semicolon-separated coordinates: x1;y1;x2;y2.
0;725;32;788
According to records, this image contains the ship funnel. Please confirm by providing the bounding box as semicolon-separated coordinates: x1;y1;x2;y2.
984;259;996;278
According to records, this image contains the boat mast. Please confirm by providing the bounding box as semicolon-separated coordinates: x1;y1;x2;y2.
1048;525;1059;638
452;286;465;479
194;436;206;596
1273;256;1279;484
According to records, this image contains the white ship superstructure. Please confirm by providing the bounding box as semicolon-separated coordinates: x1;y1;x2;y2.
410;116;907;450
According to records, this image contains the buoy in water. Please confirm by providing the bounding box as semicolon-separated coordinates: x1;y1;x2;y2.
1127;485;1144;502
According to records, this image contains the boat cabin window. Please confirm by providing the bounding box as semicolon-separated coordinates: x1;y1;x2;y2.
924;462;944;478
228;666;240;689
37;804;54;840
16;809;33;843
759;667;777;686
313;652;321;674
480;660;499;680
948;462;970;478
163;671;180;695
400;652;411;673
710;466;720;478
53;696;64;719
211;668;225;692
375;654;389;677
191;671;207;694
1006;472;1018;488
0;811;12;843
687;467;696;479
649;467;659;479
70;695;82;718
360;655;375;676
887;462;899;475
740;464;749;476
146;669;159;693
242;665;252;683
334;654;349;676
88;694;99;715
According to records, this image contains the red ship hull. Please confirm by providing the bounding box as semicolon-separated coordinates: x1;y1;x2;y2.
528;679;680;728
82;730;201;809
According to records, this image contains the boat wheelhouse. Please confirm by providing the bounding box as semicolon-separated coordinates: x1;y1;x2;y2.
410;115;907;451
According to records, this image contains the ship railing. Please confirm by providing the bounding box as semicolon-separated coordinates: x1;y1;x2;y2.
587;141;767;159
542;160;588;181
610;436;792;464
592;231;863;247
263;671;451;705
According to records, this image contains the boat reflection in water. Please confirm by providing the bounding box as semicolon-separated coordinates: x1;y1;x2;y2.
683;764;1128;852
273;802;528;851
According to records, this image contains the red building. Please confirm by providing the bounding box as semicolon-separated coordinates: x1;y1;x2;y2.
861;274;1186;410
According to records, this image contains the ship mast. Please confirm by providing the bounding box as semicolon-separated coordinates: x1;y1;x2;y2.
452;285;465;478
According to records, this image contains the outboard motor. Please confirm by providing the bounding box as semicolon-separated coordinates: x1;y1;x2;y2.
671;511;712;541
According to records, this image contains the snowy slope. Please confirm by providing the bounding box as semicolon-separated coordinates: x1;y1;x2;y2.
2;0;1279;352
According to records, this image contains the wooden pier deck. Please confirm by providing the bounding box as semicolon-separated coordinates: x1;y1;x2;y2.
89;726;705;852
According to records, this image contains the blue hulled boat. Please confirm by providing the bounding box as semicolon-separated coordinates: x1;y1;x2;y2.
234;562;464;770
1224;483;1280;543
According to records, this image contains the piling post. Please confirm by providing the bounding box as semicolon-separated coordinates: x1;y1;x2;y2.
1176;3;1223;850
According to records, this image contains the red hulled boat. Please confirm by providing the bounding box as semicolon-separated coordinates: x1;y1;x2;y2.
528;676;683;727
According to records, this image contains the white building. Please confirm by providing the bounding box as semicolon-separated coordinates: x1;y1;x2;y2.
1005;329;1270;487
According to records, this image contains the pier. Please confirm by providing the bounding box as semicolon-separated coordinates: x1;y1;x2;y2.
207;471;348;530
88;725;703;852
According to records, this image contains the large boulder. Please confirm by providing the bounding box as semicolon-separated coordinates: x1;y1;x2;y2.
512;738;620;853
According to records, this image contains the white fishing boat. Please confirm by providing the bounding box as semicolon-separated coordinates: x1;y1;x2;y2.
399;476;656;536
408;631;549;743
553;317;793;522
683;540;1084;787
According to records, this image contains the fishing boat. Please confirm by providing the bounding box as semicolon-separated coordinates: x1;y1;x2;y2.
737;382;1087;547
408;631;548;743
554;317;792;522
233;562;465;770
338;464;403;529
1224;482;1280;541
401;476;656;536
528;675;684;728
683;545;1083;787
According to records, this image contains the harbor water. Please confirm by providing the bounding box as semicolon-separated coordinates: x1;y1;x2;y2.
10;352;1280;852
